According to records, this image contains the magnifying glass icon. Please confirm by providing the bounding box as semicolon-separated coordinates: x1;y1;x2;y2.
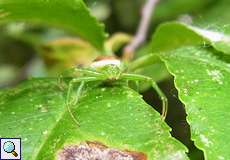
3;141;18;157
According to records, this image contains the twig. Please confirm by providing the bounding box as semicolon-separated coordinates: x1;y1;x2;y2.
123;0;160;60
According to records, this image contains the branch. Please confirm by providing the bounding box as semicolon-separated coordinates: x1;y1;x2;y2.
123;0;160;60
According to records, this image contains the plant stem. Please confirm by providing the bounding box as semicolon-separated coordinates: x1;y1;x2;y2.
123;0;160;60
128;54;160;71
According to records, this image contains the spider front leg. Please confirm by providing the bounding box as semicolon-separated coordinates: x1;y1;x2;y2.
66;77;104;126
58;67;103;90
121;73;168;120
57;74;66;90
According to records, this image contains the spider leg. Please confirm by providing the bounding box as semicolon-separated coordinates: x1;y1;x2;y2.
59;67;103;82
73;68;103;77
70;81;84;105
58;67;103;89
135;81;140;92
57;74;66;90
151;81;168;120
66;81;84;126
66;77;105;126
121;73;168;120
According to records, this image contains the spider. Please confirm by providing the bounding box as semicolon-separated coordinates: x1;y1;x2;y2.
63;56;168;126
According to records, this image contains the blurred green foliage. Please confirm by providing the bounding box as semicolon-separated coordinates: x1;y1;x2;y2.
0;0;217;88
1;0;230;159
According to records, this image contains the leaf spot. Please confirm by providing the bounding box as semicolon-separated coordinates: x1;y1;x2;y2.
43;130;48;135
22;138;28;142
206;69;223;84
100;131;106;136
107;103;112;108
36;104;48;113
218;156;225;160
183;88;188;96
200;134;212;147
57;141;147;160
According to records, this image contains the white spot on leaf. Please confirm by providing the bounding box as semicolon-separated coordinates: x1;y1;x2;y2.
22;138;28;142
107;103;111;108
100;131;105;136
183;88;188;96
206;69;223;84
43;130;48;135
200;134;212;147
218;156;225;160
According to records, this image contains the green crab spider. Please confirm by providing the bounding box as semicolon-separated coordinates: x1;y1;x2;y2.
64;56;168;126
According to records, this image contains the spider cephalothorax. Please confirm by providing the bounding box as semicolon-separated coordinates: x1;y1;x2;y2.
90;56;123;80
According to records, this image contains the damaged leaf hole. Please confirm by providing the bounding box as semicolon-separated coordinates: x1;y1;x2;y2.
57;141;147;160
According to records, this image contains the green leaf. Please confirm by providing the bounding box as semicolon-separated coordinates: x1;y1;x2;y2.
194;0;230;35
130;47;170;90
150;4;230;157
158;46;230;159
154;0;214;21
127;43;170;91
0;79;188;159
152;22;230;55
134;1;230;83
0;0;106;49
111;0;214;30
39;38;100;76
